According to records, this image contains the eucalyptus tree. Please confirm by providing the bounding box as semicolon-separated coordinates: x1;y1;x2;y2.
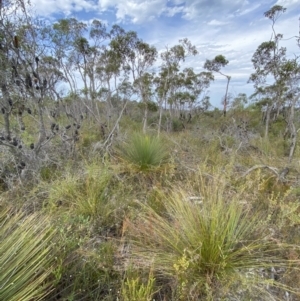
204;55;230;116
51;18;87;94
96;48;123;119
51;19;112;103
249;5;288;137
155;39;212;134
279;59;300;161
172;67;213;113
159;39;198;115
249;5;300;161
231;93;248;111
110;25;157;132
50;18;122;133
72;20;110;101
154;39;197;133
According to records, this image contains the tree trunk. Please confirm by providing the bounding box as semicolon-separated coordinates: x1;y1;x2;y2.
1;84;11;138
142;106;148;134
35;97;47;156
288;100;297;163
265;104;271;138
157;99;164;137
288;122;296;163
223;75;231;116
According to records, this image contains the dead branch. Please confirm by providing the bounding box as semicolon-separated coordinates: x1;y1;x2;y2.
242;164;279;178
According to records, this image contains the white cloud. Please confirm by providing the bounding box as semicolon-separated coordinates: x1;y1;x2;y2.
31;0;95;16
207;19;230;26
165;5;185;17
180;0;248;20
237;3;261;16
97;0;168;23
275;0;300;7
98;0;253;23
29;0;266;25
114;0;167;23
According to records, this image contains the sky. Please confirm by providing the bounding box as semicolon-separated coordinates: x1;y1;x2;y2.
29;0;300;107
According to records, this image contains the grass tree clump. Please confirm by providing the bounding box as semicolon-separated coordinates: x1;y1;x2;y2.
0;208;58;301
119;133;169;171
126;177;300;300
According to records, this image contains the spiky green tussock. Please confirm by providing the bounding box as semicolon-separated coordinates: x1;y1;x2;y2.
119;133;169;171
0;209;57;301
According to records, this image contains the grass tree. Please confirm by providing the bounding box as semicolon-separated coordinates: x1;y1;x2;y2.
118;133;169;171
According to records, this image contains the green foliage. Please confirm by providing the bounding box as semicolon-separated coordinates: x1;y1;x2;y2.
63;240;119;300
45;211;121;301
137;101;158;112
127;174;299;300
121;269;156;301
204;54;229;72
40;164;60;181
46;164;119;223
214;54;228;66
119;133;169;171
172;118;185;132
264;5;286;20
0;209;57;301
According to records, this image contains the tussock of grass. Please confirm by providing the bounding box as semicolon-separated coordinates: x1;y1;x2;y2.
119;133;169;171
46;164;114;219
0;208;57;301
126;174;300;300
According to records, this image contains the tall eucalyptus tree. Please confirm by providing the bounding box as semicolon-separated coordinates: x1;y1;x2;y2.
249;5;300;161
155;39;212;134
110;25;157;132
204;55;230;116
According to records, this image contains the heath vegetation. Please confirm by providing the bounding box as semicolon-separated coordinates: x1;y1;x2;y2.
1;1;300;300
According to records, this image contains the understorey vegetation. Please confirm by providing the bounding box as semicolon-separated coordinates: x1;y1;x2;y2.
1;1;300;300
